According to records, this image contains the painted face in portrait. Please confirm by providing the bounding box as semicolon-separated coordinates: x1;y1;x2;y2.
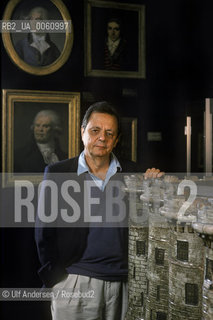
33;115;53;144
81;112;119;159
29;7;48;34
107;21;121;42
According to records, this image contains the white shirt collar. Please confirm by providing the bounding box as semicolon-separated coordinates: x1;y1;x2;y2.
30;33;50;54
107;37;120;55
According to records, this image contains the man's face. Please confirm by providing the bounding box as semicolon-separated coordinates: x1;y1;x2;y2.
31;11;44;20
107;21;121;42
81;112;119;160
34;115;53;144
30;10;45;33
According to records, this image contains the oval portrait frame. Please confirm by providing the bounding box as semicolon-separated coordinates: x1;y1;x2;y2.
2;0;73;75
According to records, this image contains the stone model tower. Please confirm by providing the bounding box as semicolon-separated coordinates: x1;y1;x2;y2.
159;180;205;320
168;222;204;320
145;212;170;320
193;198;213;319
125;175;149;320
127;225;149;320
125;175;207;320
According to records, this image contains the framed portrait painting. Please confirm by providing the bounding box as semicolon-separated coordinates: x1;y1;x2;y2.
114;117;137;162
2;0;73;75
85;0;146;78
2;89;80;186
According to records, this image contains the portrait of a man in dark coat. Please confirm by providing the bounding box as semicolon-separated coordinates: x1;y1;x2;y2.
91;9;139;73
14;6;60;66
103;18;127;71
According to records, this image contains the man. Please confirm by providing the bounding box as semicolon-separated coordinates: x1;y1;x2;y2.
104;18;127;71
15;7;60;66
35;102;163;319
14;109;67;173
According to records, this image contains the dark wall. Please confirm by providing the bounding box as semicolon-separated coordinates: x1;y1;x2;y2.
1;0;212;172
1;0;212;319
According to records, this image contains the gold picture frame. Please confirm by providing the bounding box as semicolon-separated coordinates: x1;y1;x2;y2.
2;89;80;186
115;117;137;162
2;0;73;76
85;0;145;79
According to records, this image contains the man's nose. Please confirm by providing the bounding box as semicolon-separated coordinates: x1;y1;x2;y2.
98;131;106;141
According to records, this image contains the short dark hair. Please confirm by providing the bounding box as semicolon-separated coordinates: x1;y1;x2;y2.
107;17;122;29
81;101;120;136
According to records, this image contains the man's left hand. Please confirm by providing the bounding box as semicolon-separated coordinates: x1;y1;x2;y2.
144;168;165;179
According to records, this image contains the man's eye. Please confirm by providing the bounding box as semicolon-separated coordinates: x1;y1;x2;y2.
106;132;113;137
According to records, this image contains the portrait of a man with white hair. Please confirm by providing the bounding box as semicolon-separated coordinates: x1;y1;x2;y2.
14;6;60;66
14;109;67;173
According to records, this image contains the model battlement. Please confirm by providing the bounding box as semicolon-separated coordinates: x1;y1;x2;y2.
125;174;213;320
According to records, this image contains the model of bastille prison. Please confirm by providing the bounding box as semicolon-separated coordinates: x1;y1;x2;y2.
124;174;213;320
